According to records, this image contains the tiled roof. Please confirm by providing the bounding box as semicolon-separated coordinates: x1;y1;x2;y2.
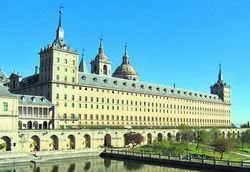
78;72;223;103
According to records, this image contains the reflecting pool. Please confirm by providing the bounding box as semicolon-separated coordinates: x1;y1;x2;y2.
0;157;207;172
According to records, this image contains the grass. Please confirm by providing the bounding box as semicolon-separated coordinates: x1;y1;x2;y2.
133;140;250;161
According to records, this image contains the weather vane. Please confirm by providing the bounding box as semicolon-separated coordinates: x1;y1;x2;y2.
59;5;63;14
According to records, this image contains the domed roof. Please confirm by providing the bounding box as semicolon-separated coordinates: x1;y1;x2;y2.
94;38;110;63
113;45;139;80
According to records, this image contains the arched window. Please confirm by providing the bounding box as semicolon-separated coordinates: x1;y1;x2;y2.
103;65;108;75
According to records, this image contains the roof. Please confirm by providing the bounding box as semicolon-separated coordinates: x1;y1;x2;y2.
17;95;53;107
0;84;17;98
0;69;9;83
78;72;224;103
19;74;39;87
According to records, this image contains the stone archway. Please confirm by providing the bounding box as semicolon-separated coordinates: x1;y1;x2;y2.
147;133;152;144
222;131;225;138
27;121;32;129
157;133;163;142
167;132;172;140
104;134;112;147
50;135;59;150
31;135;40;151
103;65;108;75
43;121;48;129
0;136;11;151
18;121;22;130
67;135;76;149
227;131;231;138
84;134;91;148
33;121;38;130
176;132;181;142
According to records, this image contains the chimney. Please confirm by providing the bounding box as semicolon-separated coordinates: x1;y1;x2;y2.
35;66;38;74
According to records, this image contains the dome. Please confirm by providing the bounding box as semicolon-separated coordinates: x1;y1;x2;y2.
113;45;139;81
94;38;110;63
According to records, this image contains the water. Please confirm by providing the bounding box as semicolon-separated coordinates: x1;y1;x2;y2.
0;157;205;172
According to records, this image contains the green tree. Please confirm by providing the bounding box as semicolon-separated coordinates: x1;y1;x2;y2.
210;128;221;142
211;138;235;159
195;130;211;150
180;129;194;151
240;129;250;149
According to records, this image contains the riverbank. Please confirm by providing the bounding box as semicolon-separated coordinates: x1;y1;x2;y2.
0;148;102;166
100;149;250;172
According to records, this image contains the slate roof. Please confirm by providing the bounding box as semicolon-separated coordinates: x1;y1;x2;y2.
78;72;223;103
17;95;53;107
0;84;16;98
0;69;9;83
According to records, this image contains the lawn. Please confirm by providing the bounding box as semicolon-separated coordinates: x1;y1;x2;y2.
133;140;250;161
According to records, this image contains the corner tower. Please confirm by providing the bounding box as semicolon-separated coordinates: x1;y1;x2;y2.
38;9;79;85
210;64;231;104
90;39;112;76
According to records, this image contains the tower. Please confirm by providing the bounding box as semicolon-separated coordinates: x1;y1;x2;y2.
210;64;231;104
90;38;112;76
113;44;139;81
38;9;79;85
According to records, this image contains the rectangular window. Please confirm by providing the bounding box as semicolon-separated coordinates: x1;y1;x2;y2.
3;102;8;112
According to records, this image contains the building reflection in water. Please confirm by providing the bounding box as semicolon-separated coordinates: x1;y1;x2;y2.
0;157;202;172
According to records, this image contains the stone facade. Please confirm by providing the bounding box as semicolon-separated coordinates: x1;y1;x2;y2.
7;11;231;129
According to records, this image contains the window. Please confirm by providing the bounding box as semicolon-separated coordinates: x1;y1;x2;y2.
65;59;67;64
3;102;8;112
64;113;67;119
56;75;59;80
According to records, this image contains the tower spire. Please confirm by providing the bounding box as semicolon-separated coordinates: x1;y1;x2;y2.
98;37;104;54
123;43;129;64
218;63;223;83
79;49;88;73
53;6;65;46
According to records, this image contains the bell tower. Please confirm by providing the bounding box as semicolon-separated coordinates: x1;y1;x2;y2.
90;38;112;76
210;64;231;104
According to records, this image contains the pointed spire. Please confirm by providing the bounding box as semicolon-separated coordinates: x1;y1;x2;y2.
79;49;88;73
98;37;104;54
123;43;129;64
53;6;65;47
218;63;223;83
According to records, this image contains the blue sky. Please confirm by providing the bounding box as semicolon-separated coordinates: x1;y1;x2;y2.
0;0;249;125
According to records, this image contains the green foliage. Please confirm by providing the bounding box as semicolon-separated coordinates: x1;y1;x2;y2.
240;122;250;128
209;128;221;142
181;129;194;143
211;138;235;159
0;143;7;150
240;129;250;149
195;130;211;150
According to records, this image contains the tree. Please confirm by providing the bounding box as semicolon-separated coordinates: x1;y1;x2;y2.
241;122;250;128
124;132;144;146
195;130;211;150
240;129;250;149
181;129;194;143
209;128;221;142
211;138;235;159
180;129;194;151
